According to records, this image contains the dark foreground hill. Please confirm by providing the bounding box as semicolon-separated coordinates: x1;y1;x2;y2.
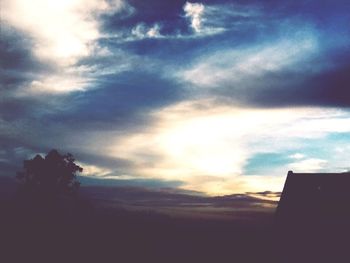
0;178;278;263
0;197;277;263
1;177;350;263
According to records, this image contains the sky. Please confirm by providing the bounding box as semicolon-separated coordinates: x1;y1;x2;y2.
1;0;350;196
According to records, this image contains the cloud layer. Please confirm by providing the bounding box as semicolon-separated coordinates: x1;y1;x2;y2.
1;0;350;195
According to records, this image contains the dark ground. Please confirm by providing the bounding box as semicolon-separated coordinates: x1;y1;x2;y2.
0;198;276;263
1;177;350;263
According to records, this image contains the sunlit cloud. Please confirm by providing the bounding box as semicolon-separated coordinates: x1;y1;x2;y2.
181;175;284;196
29;76;89;94
2;0;127;94
105;99;350;195
79;163;112;177
3;0;124;65
288;158;328;173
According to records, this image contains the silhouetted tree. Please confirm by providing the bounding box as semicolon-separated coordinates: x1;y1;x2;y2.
16;149;83;198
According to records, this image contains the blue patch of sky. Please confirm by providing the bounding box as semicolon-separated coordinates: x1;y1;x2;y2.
244;132;350;175
243;152;290;175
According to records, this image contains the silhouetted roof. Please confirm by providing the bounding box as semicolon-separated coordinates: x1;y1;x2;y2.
276;171;350;224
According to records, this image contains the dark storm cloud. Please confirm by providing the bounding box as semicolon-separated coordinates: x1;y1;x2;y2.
79;176;184;189
0;28;35;90
79;184;278;217
211;51;350;108
0;25;74;122
0;25;54;91
211;0;350;20
307;62;350;107
0;97;36;121
0;141;41;178
49;71;186;130
75;152;133;171
216;69;350;109
246;191;281;199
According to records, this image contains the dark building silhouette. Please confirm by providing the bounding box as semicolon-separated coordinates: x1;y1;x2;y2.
275;171;350;262
276;170;350;226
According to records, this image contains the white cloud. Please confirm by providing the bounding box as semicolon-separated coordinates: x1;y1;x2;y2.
131;23;163;39
288;158;328;172
115;2;258;42
184;2;205;33
182;29;319;87
3;0;128;94
146;24;162;38
289;153;305;160
182;2;260;37
3;0;125;65
28;75;90;94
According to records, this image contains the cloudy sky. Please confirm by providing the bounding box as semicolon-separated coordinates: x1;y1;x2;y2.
1;0;350;195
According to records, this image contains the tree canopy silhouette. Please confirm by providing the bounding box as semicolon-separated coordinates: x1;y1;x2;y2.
16;149;83;198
